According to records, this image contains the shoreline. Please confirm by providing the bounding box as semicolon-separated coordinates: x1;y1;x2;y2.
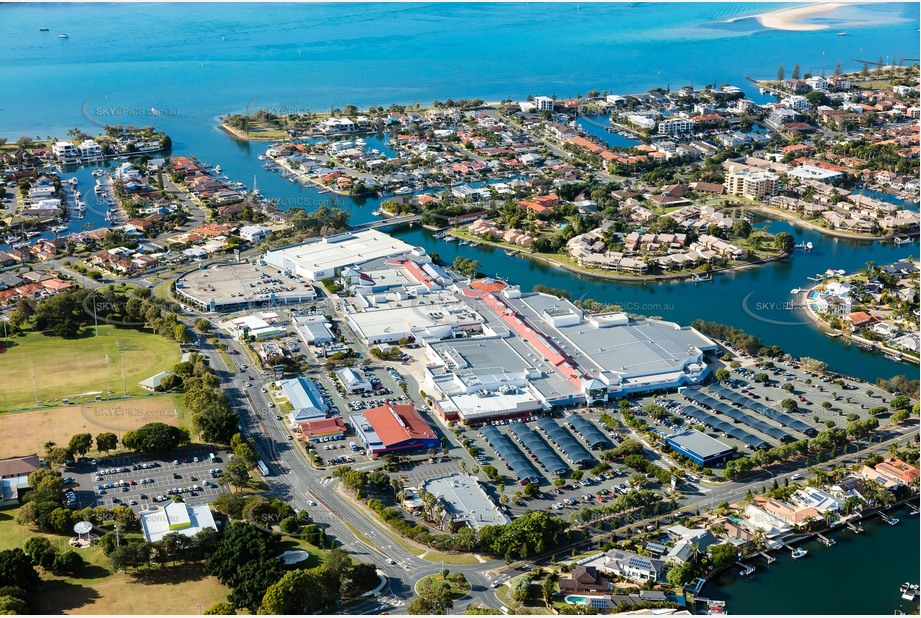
800;285;921;366
219;123;285;142
724;203;904;241
446;228;790;284
754;2;845;31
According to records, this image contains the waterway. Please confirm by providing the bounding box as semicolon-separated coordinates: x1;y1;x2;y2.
701;504;921;615
0;3;917;383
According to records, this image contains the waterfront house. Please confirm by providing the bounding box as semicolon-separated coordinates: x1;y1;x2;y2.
791;488;840;514
584;549;664;583
664;525;718;565
873;459;920;486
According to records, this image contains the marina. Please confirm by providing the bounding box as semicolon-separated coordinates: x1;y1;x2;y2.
703;504;921;615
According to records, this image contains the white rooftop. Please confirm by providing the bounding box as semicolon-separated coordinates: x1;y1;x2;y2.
140;502;217;543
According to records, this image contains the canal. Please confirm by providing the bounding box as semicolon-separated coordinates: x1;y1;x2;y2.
701;504;921;615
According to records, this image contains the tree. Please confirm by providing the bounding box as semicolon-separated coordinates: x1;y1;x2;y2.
781;398;799;411
0;596;28;615
775;232;795;253
715;368;731;382
51;550;84;575
225;458;252;492
791;63;801;80
890;395;910;411
121;423;190;453
0;549;40;592
204;602;236;615
23;537;56;570
708;543;738;569
67;433;93;458
259;567;338;614
861;62;870;78
194;318;212;333
776;64;785;82
95;432;118;454
732;219;752;239
833;60;843;76
666;561;696;586
205;523;283;612
782;383;794;393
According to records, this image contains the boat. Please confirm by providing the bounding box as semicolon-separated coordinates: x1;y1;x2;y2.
5;236;22;244
58;33;68;39
790;288;801;294
444;235;456;242
469;242;480;248
805;241;813;251
504;248;517;255
432;232;445;239
790;547;808;560
68;177;78;185
371;210;381;216
825;332;842;338
458;240;470;246
39;26;49;31
394;186;412;195
837;31;847;36
857;344;873;351
51;225;68;234
885;354;901;362
24;230;40;239
257;155;266;161
900;583;919;601
214;165;222;173
92;169;105;177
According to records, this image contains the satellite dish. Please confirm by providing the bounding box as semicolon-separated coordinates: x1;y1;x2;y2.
73;521;93;535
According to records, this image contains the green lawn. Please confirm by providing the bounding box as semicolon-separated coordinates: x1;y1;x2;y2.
0;325;181;410
416;573;471;599
0;507;231;615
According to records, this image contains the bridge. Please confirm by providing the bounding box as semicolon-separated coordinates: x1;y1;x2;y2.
349;214;422;231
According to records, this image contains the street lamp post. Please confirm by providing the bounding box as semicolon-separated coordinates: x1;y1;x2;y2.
31;360;38;406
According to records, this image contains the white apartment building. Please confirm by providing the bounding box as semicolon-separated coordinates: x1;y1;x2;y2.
657;118;695;135
724;165;779;200
533;96;555;111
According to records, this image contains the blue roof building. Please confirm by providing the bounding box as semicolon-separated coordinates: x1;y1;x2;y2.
279;377;328;422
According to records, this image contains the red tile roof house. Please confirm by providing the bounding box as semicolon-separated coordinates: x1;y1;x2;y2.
844;311;878;329
874;459;920;486
559;566;612;594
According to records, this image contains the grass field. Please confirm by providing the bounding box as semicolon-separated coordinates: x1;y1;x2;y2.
0;508;231;615
0;325;181;410
0;395;188;459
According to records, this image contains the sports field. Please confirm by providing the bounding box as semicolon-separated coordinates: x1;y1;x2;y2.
0;396;187;459
0;325;180;410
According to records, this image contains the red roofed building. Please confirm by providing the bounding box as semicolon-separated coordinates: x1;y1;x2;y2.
297;417;346;441
874;459;920;485
349;403;440;456
844;311;877;329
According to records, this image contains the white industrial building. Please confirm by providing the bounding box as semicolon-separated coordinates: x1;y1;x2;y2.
335;366;372;393
263;230;424;281
139;502;217;543
292;314;335;345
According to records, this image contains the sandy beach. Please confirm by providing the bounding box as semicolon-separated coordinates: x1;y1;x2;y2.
756;2;845;31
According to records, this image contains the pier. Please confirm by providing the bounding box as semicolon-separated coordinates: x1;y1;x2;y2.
816;534;835;547
737;562;755;577
759;551;776;564
879;512;899;526
846;521;863;533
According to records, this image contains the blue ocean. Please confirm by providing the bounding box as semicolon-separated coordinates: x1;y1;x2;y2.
0;2;918;383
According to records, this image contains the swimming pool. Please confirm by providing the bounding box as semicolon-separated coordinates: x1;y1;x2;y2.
565;596;588;605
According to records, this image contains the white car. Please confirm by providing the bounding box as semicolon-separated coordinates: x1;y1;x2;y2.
790;473;803;481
